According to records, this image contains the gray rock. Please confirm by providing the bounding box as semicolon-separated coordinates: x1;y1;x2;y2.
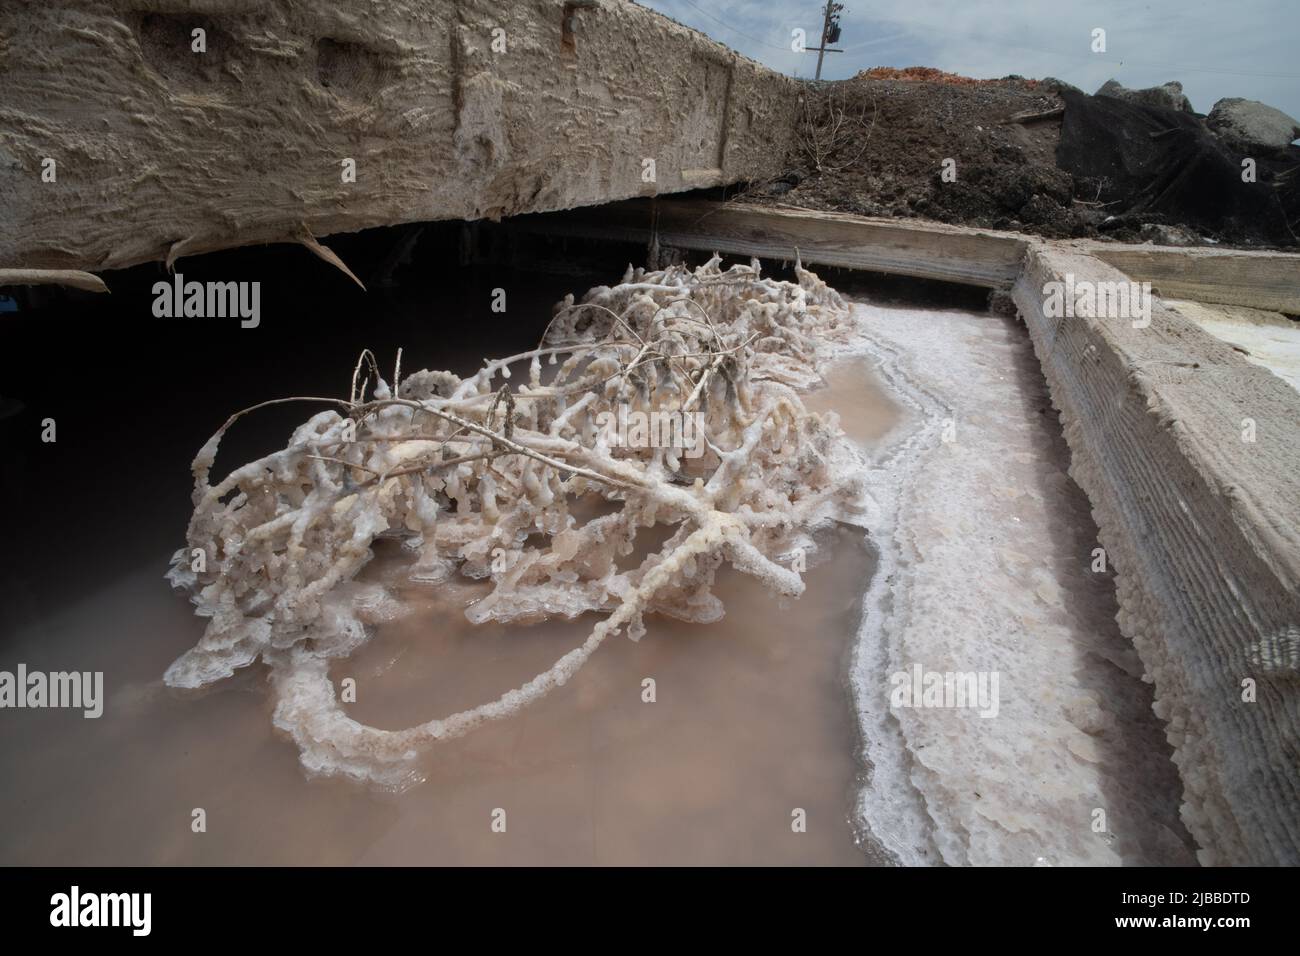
1040;76;1082;96
1139;223;1202;247
1096;79;1193;113
1206;98;1300;151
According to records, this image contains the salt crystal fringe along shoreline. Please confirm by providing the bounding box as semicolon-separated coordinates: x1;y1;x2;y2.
166;256;865;788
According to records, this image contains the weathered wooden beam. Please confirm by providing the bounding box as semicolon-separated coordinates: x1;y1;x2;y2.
512;199;1030;288
521;199;1300;314
1013;244;1300;865
0;1;797;273
1088;244;1300;315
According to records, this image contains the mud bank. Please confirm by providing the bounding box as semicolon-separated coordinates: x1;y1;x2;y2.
840;300;1195;865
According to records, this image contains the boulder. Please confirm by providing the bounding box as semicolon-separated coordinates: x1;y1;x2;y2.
1139;223;1202;247
1206;98;1300;151
1096;79;1193;113
1039;76;1082;96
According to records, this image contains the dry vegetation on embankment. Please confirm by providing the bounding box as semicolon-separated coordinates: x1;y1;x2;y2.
739;69;1300;250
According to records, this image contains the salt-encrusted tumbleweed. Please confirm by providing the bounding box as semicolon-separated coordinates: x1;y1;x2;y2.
166;256;865;787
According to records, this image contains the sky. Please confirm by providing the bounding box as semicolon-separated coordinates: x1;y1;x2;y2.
639;0;1300;121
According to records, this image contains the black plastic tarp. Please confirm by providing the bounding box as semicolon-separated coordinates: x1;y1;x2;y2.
1057;89;1298;244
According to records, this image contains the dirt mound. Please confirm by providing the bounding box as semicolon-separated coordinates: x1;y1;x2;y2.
854;66;1043;89
747;75;1085;238
741;72;1299;249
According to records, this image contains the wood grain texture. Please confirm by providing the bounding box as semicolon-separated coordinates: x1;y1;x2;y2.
0;0;797;272
520;199;1300;313
511;199;1031;287
1088;244;1300;315
1014;245;1300;864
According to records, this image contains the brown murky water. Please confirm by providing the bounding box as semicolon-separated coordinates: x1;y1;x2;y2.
0;361;897;866
803;357;903;445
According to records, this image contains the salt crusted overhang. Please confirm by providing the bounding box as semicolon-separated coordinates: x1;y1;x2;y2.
0;0;797;273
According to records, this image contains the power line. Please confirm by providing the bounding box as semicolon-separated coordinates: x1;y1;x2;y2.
836;31;913;53
673;0;798;54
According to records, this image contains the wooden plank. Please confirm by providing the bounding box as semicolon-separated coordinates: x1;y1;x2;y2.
1089;245;1300;315
518;199;1028;288
1013;245;1300;864
519;199;1300;312
0;3;797;273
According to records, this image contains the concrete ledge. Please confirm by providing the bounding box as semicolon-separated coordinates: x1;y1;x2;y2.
0;0;796;272
1012;244;1300;865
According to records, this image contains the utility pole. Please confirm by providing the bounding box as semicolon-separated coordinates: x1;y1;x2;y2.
811;2;844;81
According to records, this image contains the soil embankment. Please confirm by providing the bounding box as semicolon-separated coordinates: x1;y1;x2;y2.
740;69;1299;251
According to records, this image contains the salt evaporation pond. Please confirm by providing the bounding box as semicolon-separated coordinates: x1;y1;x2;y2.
842;299;1194;866
0;281;1194;865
